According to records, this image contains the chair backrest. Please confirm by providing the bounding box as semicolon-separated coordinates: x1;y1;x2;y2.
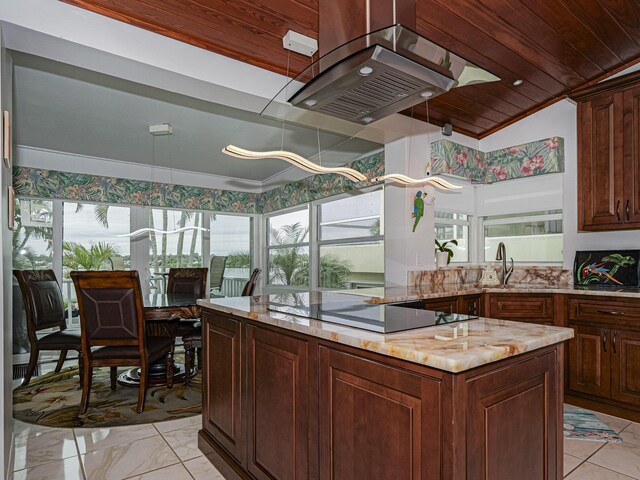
241;268;262;297
167;268;208;298
71;271;145;351
209;256;228;290
109;256;126;270
13;270;67;340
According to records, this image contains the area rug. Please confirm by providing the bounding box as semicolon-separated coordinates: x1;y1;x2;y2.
564;408;622;442
13;363;201;428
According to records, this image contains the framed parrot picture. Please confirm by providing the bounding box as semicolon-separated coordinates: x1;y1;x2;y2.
574;250;640;287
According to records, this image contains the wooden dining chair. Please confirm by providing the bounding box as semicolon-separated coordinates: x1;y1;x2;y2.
183;268;261;385
13;270;83;386
71;270;174;413
167;268;208;338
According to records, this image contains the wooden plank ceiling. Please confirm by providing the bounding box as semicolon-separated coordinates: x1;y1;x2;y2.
61;0;640;139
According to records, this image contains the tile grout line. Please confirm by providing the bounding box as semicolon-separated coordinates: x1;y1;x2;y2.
72;428;89;480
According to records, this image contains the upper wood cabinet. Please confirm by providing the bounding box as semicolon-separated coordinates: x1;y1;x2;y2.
573;72;640;231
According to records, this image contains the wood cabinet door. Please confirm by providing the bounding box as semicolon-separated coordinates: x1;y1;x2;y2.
465;348;561;480
611;329;640;406
623;84;640;226
487;294;555;325
579;92;625;229
568;324;611;399
202;312;243;462
421;296;457;314
318;346;442;480
458;294;481;316
246;325;309;480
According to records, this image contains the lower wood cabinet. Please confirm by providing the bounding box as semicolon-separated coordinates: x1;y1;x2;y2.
420;294;482;316
567;296;640;413
199;309;565;480
246;325;309;480
487;293;556;325
318;346;442;479
202;312;243;462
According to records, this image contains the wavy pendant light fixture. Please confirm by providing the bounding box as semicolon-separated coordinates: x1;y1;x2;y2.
373;173;462;190
118;226;209;239
222;145;367;182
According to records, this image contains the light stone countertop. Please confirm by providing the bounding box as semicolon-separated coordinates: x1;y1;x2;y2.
198;293;574;374
340;284;640;303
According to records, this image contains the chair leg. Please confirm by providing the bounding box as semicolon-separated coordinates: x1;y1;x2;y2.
137;363;148;414
184;345;192;386
80;366;93;414
22;346;40;386
77;351;84;387
54;350;68;373
165;349;174;389
110;367;117;390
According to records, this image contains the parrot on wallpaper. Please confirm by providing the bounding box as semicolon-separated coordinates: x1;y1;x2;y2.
412;191;424;232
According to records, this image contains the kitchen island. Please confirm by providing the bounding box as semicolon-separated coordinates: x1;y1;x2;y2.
197;292;574;480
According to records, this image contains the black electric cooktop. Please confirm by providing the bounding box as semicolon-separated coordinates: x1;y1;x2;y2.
266;292;478;334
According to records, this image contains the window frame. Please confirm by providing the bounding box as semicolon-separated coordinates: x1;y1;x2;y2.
434;211;471;264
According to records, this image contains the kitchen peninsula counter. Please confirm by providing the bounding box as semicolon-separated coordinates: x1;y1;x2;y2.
197;293;573;480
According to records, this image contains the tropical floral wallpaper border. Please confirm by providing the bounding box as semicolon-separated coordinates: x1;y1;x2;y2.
11;151;384;215
430;137;564;184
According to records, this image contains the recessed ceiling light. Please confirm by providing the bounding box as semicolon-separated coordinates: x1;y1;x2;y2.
513;79;523;86
396;92;408;98
420;91;434;98
358;66;374;76
362;116;375;124
304;99;318;107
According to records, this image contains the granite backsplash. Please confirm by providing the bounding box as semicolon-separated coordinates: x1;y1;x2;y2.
409;265;572;289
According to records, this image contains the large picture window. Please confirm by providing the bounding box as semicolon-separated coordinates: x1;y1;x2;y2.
266;208;310;287
318;189;384;289
210;214;252;296
482;210;563;263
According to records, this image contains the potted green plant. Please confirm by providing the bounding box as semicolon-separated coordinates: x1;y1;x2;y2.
435;239;458;267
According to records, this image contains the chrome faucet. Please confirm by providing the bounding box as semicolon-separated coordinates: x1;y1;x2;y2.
495;242;514;286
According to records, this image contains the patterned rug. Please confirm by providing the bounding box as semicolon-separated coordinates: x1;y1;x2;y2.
13;363;202;428
564;408;622;442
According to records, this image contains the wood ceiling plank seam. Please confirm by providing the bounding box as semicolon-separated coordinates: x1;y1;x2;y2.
418;0;569;95
236;0;318;31
435;0;587;86
521;0;624;69
559;0;640;60
425;100;497;129
293;0;318;10
484;0;605;79
189;0;318;37
415;17;555;103
477;96;566;139
451;87;525;117
595;0;640;49
427;92;512;124
62;0;311;76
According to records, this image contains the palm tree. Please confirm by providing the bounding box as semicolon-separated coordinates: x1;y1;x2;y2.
62;241;121;276
12;199;53;267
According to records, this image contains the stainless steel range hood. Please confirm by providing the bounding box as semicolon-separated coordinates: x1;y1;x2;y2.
287;25;500;125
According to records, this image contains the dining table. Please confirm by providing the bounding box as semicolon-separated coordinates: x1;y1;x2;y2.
117;293;205;387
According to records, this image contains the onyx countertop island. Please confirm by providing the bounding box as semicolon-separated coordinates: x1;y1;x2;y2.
196;292;574;480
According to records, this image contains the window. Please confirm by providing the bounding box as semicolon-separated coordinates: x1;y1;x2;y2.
62;202;131;323
435;212;470;263
267;208;310;287
483;210;563;263
318;189;384;289
13;199;53;270
210;214;252;296
149;208;204;291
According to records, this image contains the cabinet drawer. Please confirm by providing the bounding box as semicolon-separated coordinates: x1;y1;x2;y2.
488;294;554;320
421;297;458;314
569;297;640;325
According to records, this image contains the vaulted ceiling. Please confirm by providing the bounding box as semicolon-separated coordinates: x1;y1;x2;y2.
61;0;640;139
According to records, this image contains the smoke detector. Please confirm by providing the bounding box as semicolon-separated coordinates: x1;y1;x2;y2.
149;123;173;136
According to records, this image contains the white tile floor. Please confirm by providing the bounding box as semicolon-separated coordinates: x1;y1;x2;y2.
12;406;640;479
